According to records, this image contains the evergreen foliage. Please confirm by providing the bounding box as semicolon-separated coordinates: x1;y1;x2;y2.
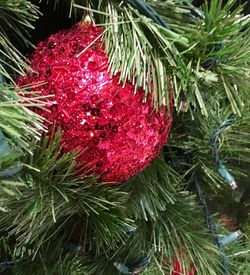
0;0;249;274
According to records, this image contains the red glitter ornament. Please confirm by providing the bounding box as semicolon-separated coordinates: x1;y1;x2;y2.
18;23;172;183
172;258;196;275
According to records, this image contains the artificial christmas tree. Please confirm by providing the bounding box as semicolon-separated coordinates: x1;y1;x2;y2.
0;0;250;274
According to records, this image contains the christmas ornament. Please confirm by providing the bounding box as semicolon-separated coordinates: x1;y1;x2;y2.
220;213;237;230
172;258;196;275
18;23;172;183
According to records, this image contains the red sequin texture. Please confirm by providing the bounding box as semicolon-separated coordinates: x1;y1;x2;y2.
18;23;172;183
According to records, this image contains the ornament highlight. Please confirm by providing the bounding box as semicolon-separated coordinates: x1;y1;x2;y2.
18;23;172;183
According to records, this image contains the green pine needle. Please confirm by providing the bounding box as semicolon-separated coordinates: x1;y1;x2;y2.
0;130;130;257
0;0;39;82
0;83;47;151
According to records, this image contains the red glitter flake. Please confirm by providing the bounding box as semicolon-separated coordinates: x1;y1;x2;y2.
18;23;172;184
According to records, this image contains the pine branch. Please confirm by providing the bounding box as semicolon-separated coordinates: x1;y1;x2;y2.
71;0;250;118
125;156;178;221
229;237;250;274
0;238;89;275
39;0;88;18
210;216;250;275
0;0;39;81
0;149;224;274
73;0;192;109
0;1;249;274
0;130;130;259
0;83;46;151
111;192;222;275
105;159;222;275
167;85;250;192
177;0;250;116
0;2;45;155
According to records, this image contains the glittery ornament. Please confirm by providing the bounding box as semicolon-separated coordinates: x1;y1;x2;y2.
172;258;196;275
18;23;172;183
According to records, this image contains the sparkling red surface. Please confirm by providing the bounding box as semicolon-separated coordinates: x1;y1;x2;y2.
18;23;172;183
